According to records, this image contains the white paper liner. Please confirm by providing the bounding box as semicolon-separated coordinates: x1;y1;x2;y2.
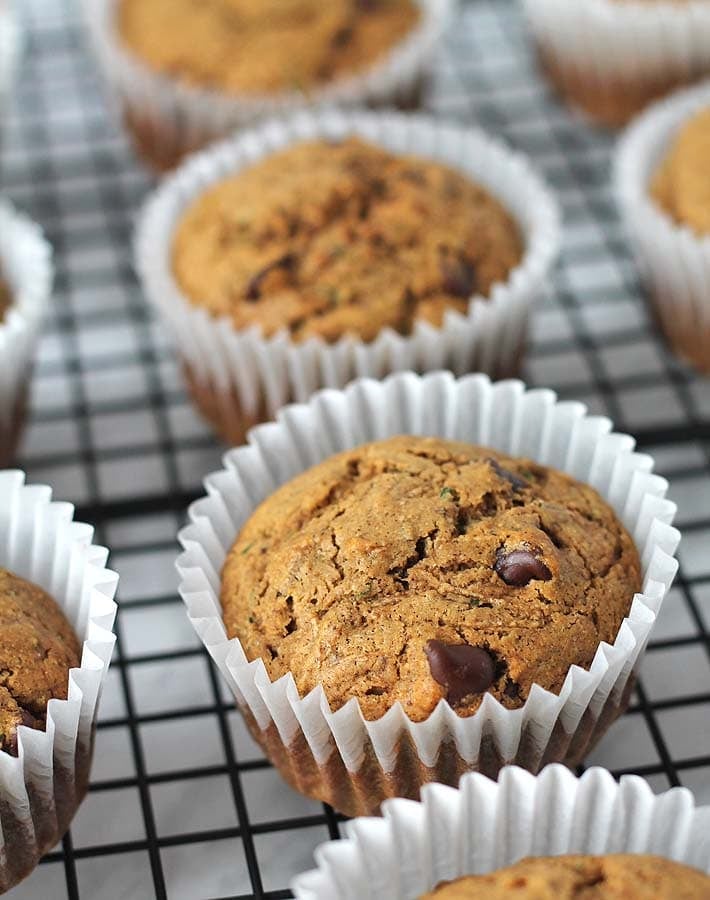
0;200;53;463
177;372;679;814
292;764;710;899
615;80;710;374
0;470;118;892
521;0;710;126
0;1;21;147
136;108;560;437
81;0;455;169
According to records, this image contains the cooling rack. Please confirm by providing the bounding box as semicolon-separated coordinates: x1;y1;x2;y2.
2;1;710;897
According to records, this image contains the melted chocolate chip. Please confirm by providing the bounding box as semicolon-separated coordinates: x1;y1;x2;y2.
245;254;296;301
495;548;552;587
439;255;477;299
488;458;528;492
424;640;496;704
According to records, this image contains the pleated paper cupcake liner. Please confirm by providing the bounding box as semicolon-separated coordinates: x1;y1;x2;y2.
0;471;118;893
81;0;455;171
136;108;560;447
0;200;53;467
177;371;679;818
292;764;710;899
615;80;710;374
521;0;710;127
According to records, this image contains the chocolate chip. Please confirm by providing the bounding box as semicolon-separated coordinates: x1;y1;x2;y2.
487;458;528;492
495;547;552;587
245;254;296;301
332;25;354;47
439;255;477;299
424;639;496;704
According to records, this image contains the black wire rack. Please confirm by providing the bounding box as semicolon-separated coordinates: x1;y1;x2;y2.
3;0;710;898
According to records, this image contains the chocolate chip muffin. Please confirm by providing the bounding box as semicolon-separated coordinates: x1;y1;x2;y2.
118;0;420;95
173;138;523;345
221;436;641;722
0;568;81;756
651;106;710;235
422;855;710;898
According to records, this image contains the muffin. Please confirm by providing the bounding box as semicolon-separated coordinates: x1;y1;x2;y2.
615;82;710;373
174;136;523;373
0;201;53;468
424;856;710;898
522;0;710;128
221;437;641;723
82;0;453;171
0;471;118;893
178;372;678;817
292;764;708;897
138;110;560;447
650;106;710;234
0;569;81;757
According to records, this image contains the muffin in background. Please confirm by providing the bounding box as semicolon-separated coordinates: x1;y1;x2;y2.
137;110;559;448
522;0;710;128
423;856;710;899
82;0;454;171
0;569;81;757
616;81;710;374
172;137;522;345
0;201;53;467
0;472;118;893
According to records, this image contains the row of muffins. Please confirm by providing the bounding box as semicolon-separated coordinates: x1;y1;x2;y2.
0;0;708;897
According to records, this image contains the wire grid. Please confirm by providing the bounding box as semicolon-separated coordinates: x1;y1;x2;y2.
2;0;710;897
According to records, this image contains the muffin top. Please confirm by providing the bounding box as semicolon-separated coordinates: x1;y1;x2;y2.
0;275;11;323
118;0;420;95
173;138;523;344
0;568;81;756
651;107;710;235
221;436;641;722
422;855;710;899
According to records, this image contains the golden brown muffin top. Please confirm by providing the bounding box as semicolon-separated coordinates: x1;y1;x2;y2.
651;107;710;235
0;568;81;756
118;0;420;95
173;138;523;345
423;855;710;898
221;437;641;722
0;275;11;324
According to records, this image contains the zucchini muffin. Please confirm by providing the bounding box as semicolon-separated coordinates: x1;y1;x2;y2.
221;436;641;722
0;568;81;757
423;855;710;899
651;106;710;235
118;0;420;95
173;138;523;345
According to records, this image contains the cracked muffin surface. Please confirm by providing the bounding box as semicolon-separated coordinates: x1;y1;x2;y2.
0;568;81;755
422;855;710;898
221;436;641;721
172;138;523;344
118;0;420;95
